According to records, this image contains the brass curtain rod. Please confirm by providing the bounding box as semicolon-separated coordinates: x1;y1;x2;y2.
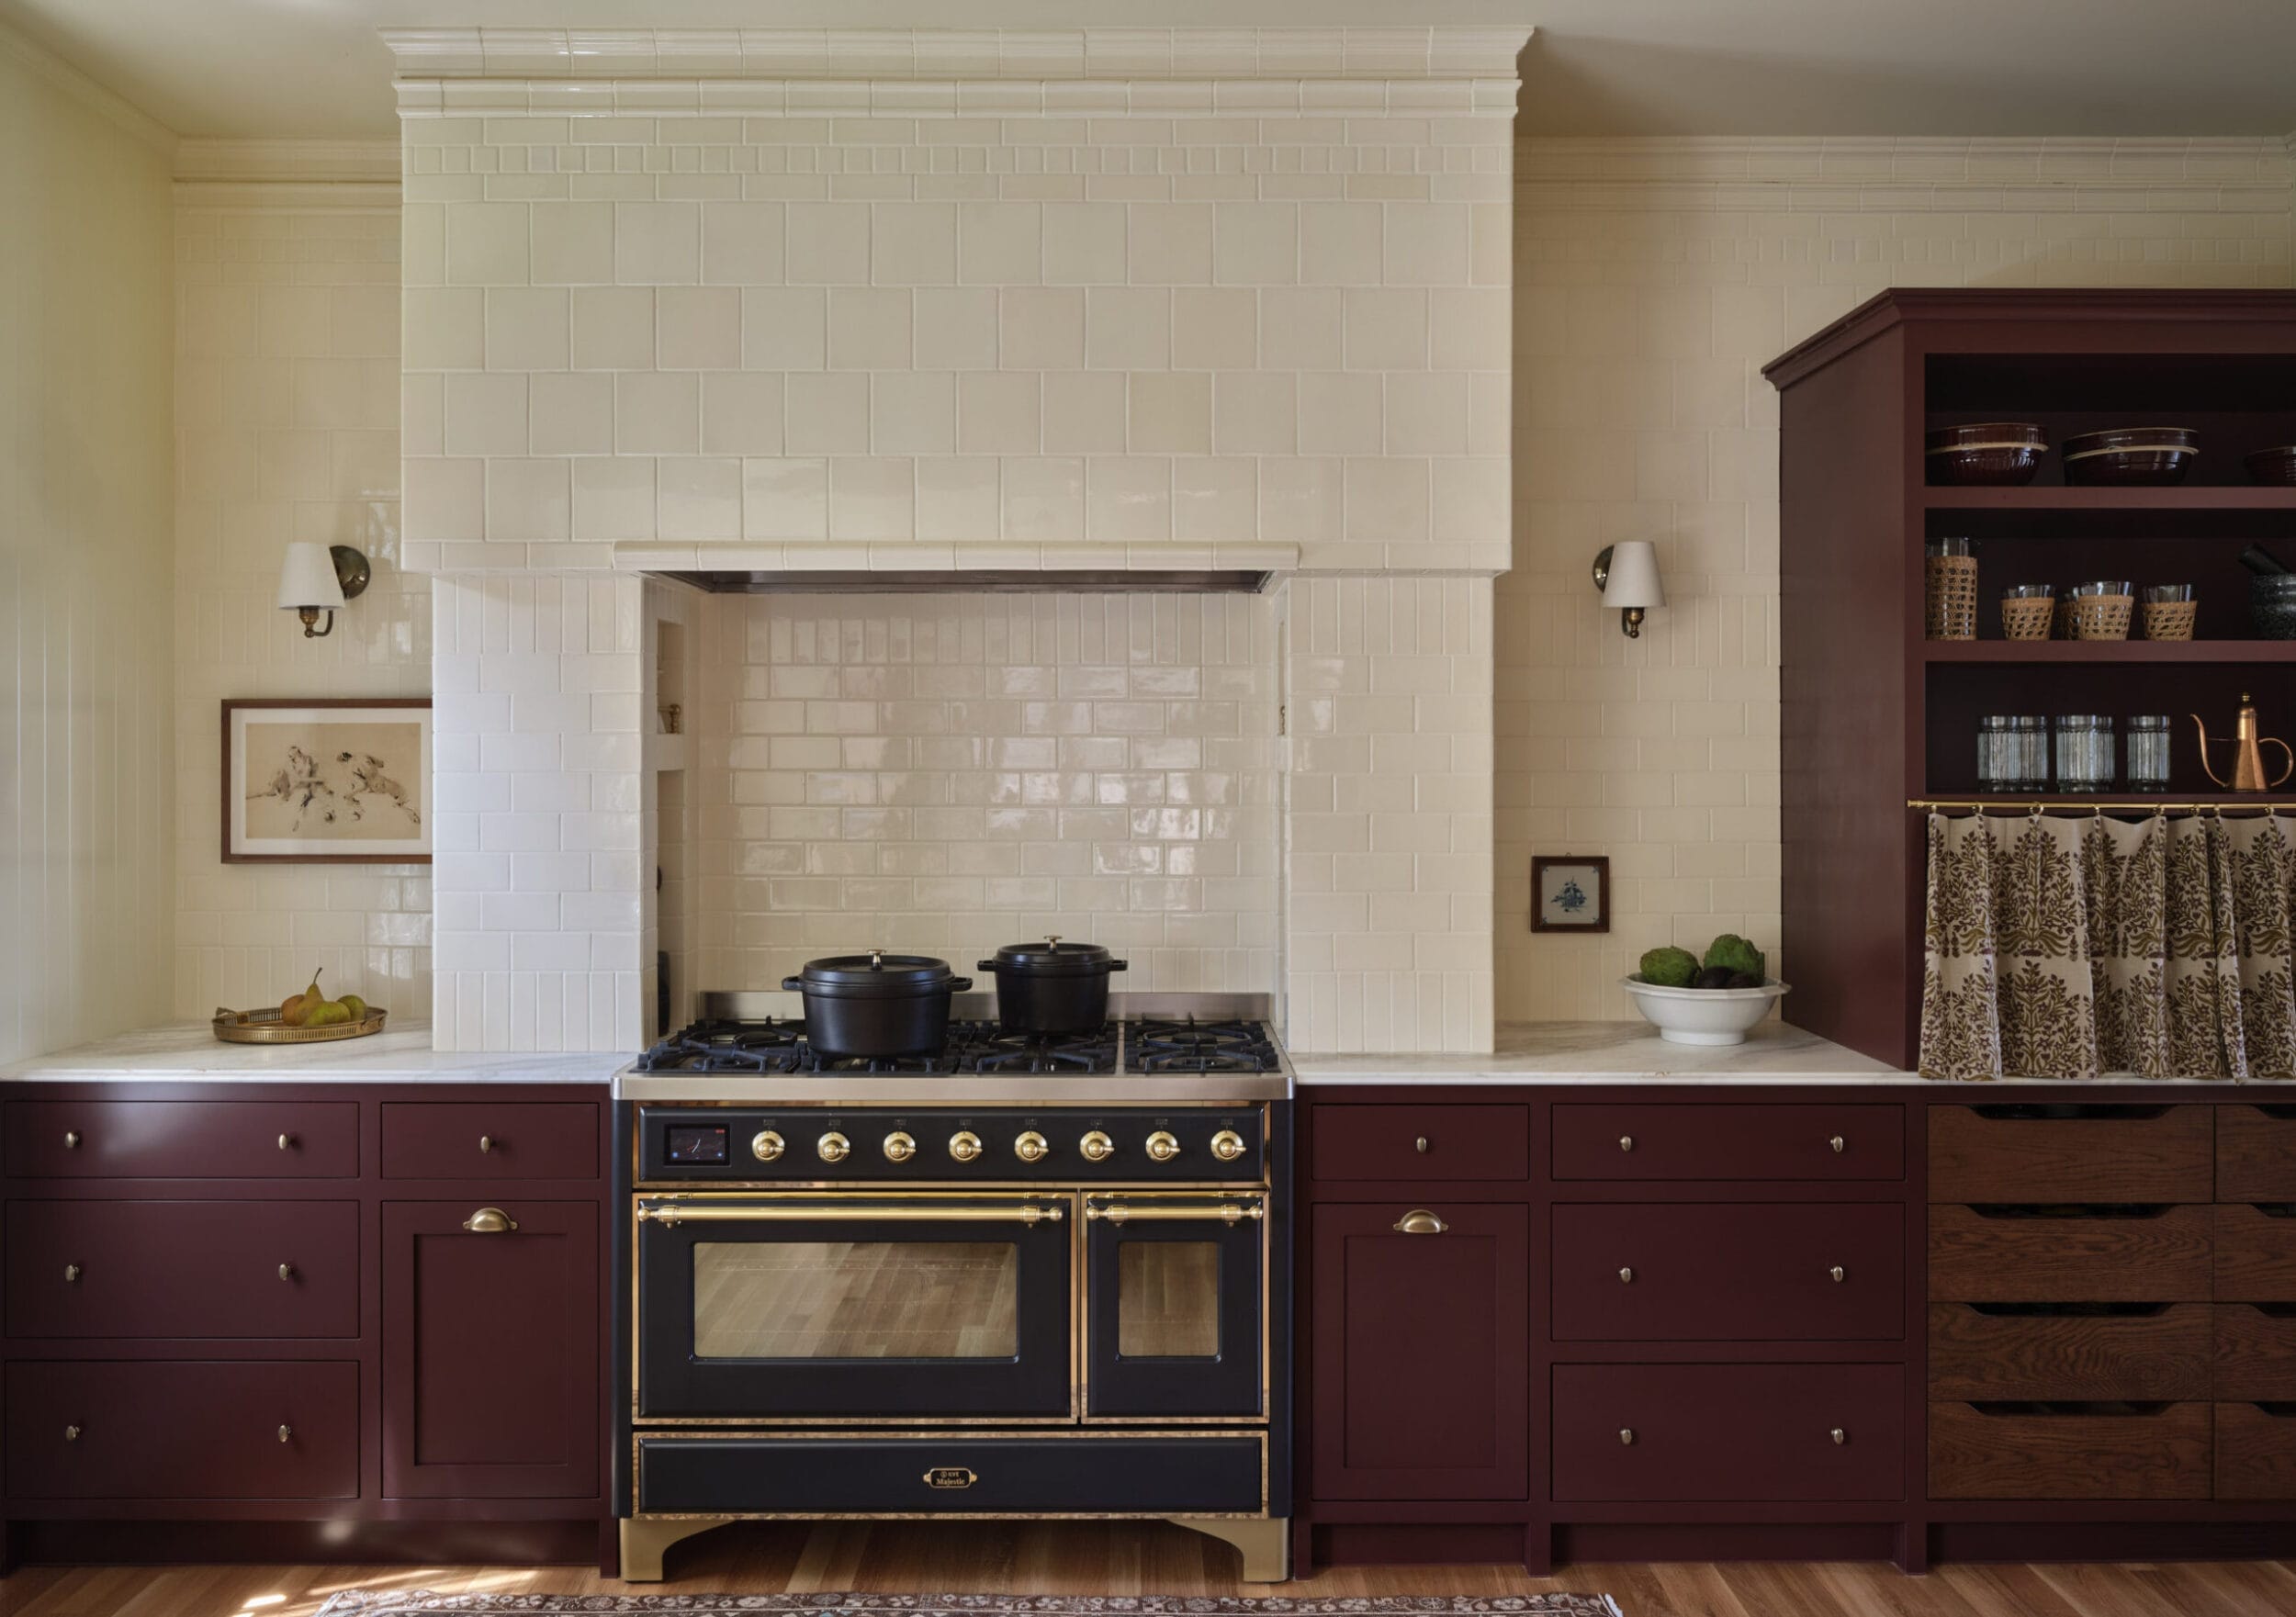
1908;797;2290;816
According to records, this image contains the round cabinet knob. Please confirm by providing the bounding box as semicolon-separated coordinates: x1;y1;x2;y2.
816;1131;850;1163
751;1129;784;1162
1210;1129;1247;1163
1618;1266;1635;1284
1830;1264;1846;1284
277;1133;296;1151
1078;1129;1115;1162
63;1129;81;1150
1619;1429;1636;1446
278;1424;293;1444
63;1424;81;1443
1415;1135;1430;1153
63;1263;82;1284
479;1135;496;1154
1145;1130;1181;1163
1829;1135;1846;1154
883;1131;917;1163
278;1263;296;1283
949;1130;984;1163
1618;1135;1634;1152
1831;1428;1847;1445
1013;1130;1050;1164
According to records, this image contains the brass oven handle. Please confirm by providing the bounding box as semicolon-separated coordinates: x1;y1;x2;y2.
1086;1201;1264;1227
462;1207;518;1233
1391;1208;1447;1235
637;1202;1064;1227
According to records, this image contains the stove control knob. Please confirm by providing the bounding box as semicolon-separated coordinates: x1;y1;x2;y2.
1146;1130;1182;1163
1013;1130;1050;1164
1079;1129;1116;1163
949;1130;984;1163
1210;1129;1247;1163
751;1129;784;1163
816;1131;850;1163
883;1131;917;1163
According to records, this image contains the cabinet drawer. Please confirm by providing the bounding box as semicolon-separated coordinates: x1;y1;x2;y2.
1553;1364;1903;1501
2214;1204;2296;1300
1553;1203;1903;1342
1928;1205;2211;1302
1929;1105;2212;1203
5;1360;357;1499
2216;1402;2296;1499
2216;1304;2296;1400
1311;1105;1528;1182
1928;1303;2210;1401
6;1200;358;1339
381;1102;599;1181
4;1099;356;1179
1554;1104;1903;1182
1929;1400;2211;1499
2217;1106;2296;1202
637;1434;1263;1515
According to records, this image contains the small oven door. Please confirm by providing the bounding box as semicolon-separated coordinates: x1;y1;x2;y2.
636;1194;1074;1420
1083;1194;1265;1419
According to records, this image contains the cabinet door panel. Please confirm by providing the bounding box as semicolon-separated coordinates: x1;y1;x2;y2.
1309;1202;1528;1501
382;1200;600;1499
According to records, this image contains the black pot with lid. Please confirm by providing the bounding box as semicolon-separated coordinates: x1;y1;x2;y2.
977;935;1130;1036
782;949;972;1058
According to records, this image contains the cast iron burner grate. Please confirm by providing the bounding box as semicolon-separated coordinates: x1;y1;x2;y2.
634;1018;806;1073
954;1020;1120;1074
1125;1016;1282;1074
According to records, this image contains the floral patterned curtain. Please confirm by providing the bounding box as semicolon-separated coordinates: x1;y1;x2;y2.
1919;810;2296;1081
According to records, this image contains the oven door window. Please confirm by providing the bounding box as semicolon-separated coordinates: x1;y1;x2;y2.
1084;1196;1264;1419
638;1196;1073;1420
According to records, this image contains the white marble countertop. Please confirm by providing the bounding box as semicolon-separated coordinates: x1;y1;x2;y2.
0;1022;627;1084
1290;1021;1924;1084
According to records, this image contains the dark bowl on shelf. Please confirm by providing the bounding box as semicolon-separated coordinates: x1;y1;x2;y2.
2062;426;2200;486
2245;445;2296;486
1924;421;2047;486
2253;574;2296;640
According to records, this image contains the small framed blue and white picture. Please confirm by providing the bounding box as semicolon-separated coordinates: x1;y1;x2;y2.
1532;855;1609;934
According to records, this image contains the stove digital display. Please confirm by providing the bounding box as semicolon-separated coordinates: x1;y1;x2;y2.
663;1125;728;1165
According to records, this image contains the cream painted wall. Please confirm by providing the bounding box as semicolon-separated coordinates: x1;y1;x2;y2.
170;195;430;1022
1494;136;2296;1023
0;29;175;1062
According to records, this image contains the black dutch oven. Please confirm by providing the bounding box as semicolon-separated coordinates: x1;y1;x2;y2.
977;935;1129;1035
782;950;972;1059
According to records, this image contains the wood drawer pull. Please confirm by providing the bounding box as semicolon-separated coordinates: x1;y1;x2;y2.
1829;1135;1846;1153
1831;1428;1847;1445
1391;1208;1447;1235
1618;1266;1634;1284
63;1424;81;1443
1619;1428;1636;1445
278;1263;296;1282
63;1263;81;1284
462;1207;518;1234
63;1129;81;1150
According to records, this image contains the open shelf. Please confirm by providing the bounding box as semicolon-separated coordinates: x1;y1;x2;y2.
1922;486;2296;511
1924;640;2296;664
1910;792;2296;811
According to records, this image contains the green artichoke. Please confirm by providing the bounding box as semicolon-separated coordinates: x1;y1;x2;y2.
1638;946;1699;988
1702;933;1766;982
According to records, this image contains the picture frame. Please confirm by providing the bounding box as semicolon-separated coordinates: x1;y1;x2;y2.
221;699;432;864
1531;855;1610;933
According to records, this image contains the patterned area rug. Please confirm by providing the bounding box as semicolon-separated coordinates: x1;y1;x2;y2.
314;1596;1622;1616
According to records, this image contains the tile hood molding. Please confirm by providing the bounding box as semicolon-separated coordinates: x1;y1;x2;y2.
387;27;1526;581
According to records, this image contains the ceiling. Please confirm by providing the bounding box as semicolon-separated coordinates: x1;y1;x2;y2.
6;0;2296;144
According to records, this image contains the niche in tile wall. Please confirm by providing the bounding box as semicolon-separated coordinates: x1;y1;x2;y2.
656;767;691;1042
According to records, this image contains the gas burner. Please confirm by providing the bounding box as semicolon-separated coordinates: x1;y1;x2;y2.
636;1018;807;1074
1125;1016;1281;1075
954;1020;1120;1075
794;1049;953;1076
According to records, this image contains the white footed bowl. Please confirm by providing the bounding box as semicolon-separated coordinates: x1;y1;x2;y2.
1619;975;1791;1046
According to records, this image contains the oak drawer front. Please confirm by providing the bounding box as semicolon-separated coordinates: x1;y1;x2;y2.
1554;1104;1903;1182
1929;1105;2212;1203
1311;1105;1528;1182
2216;1205;2296;1301
3;1099;356;1179
1553;1204;1904;1342
381;1102;599;1181
2216;1402;2296;1499
1927;1206;2212;1303
5;1360;358;1499
2217;1106;2296;1202
1928;1400;2211;1499
2216;1304;2296;1400
6;1200;358;1339
1553;1364;1903;1502
1927;1303;2211;1401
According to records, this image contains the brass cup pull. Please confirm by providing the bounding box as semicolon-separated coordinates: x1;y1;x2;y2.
63;1129;81;1150
278;1424;293;1443
1618;1266;1635;1284
1391;1208;1448;1235
64;1424;82;1443
1618;1135;1634;1151
63;1263;82;1284
1831;1428;1847;1445
278;1263;296;1283
462;1207;517;1234
1829;1135;1846;1153
1829;1264;1846;1283
1414;1136;1430;1153
1619;1428;1636;1446
277;1133;296;1151
479;1135;495;1154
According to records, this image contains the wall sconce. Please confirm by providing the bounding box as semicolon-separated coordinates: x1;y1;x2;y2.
277;543;370;638
1592;542;1664;638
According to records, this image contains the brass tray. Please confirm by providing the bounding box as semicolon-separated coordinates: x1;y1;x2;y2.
213;1005;388;1044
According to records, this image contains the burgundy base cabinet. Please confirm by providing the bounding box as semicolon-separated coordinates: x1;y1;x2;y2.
1297;1084;2296;1578
0;1082;613;1576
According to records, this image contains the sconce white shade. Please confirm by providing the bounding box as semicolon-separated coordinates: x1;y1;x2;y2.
276;543;345;612
1599;541;1664;610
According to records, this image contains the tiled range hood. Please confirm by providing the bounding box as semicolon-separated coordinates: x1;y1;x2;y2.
387;28;1524;1054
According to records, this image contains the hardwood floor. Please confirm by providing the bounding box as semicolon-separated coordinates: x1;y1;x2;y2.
6;1521;2296;1617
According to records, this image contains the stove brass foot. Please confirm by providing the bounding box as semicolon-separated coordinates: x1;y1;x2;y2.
617;1516;737;1581
1166;1515;1289;1583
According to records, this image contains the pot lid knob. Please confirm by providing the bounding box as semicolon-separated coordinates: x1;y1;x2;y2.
1044;935;1060;948
870;949;884;969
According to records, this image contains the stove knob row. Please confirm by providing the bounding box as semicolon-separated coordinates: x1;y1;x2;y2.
883;1131;916;1163
751;1129;784;1162
1210;1129;1248;1163
1078;1129;1115;1162
817;1131;850;1163
949;1129;984;1163
1145;1129;1181;1162
1014;1130;1050;1164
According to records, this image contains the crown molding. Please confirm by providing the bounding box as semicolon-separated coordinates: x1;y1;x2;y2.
379;26;1533;83
0;18;174;152
174;139;400;183
1517;134;2295;191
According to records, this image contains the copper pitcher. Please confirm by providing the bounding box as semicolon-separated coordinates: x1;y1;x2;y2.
2192;692;2295;792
